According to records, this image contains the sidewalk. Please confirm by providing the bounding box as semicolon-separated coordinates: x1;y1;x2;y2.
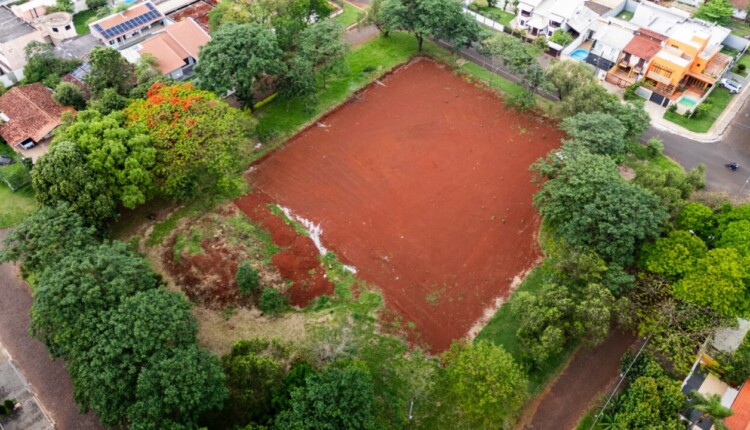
0;344;55;430
647;76;750;143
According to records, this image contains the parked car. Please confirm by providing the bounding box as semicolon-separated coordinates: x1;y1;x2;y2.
0;156;13;166
720;78;743;94
19;140;35;150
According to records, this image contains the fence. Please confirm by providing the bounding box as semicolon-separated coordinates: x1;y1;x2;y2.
463;8;506;33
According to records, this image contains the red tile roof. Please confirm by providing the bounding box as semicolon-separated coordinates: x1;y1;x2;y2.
623;32;665;61
728;380;750;430
732;0;748;11
0;83;72;147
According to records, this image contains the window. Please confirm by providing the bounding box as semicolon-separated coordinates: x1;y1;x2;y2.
65;25;71;30
52;27;59;32
109;40;115;45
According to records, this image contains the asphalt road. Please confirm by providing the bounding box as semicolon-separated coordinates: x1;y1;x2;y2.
0;230;103;430
644;96;750;197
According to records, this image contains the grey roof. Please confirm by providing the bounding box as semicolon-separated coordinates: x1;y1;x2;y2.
0;6;36;44
53;34;99;60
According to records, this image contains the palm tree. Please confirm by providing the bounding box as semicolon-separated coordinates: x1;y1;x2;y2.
689;391;734;430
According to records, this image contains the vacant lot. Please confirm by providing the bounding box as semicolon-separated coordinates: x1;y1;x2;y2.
246;58;561;351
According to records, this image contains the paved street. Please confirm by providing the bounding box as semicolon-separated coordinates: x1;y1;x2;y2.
0;230;103;430
645;93;750;197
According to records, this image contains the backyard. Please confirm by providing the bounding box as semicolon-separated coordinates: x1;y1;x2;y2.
473;5;515;26
72;9;97;35
664;87;734;133
333;2;361;27
0;144;35;228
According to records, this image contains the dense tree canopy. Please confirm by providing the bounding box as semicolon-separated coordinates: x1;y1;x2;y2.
53;82;86;110
23;41;80;87
196;22;285;107
716;220;750;256
0;204;96;273
31;241;159;358
381;0;477;51
674;248;750;317
612;363;685;429
85;46;135;98
533;152;667;265
32;141;119;227
561;112;627;156
275;366;376;430
53;110;156;208
297;20;348;88
675;202;716;239
641;230;708;280
125;83;247;199
443;341;527;427
695;0;734;25
545;60;596;101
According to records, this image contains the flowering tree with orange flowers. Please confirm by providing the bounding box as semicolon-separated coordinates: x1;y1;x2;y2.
125;82;247;200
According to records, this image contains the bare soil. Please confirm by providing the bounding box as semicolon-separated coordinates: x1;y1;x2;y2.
246;58;561;351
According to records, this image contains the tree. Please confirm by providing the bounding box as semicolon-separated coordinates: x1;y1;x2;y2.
674;248;750;317
86;0;107;9
53;82;85;110
633;164;705;213
675;202;716;239
695;0;734;25
688;392;734;430
561;112;627;156
0;204;96;273
31;241;159;358
85;46;135;99
195;22;285;109
609;101;651;140
222;339;290;426
557;81;618;118
640;230;708;280
53;109;156;208
277;56;317;107
358;0;387;34
259;288;287;314
124;83;246;200
89;88;129;115
718;331;750;387
442;341;527;428
275;366;376;430
612;365;685;429
533;152;667;265
32;141;119;228
381;0;475;52
48;0;73;12
298;20;348;88
128;345;227;430
545;60;596;101
68;289;198;428
23;41;80;85
236;261;260;294
716;220;750;256
482;33;544;92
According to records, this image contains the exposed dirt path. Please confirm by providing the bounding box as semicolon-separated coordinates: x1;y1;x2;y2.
522;330;637;430
344;24;379;47
0;230;104;430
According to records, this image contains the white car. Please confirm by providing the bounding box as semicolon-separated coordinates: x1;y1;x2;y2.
720;78;743;94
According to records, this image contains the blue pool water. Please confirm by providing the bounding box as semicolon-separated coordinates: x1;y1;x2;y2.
678;95;699;108
570;49;589;61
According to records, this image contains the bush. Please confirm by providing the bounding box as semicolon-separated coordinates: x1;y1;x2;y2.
624;82;641;101
259;288;287;314
3;399;14;411
693;101;712;119
667;103;677;113
646;137;664;157
236;261;260;294
54;82;86;110
86;0;107;8
683;109;693;118
549;29;573;47
739;64;747;72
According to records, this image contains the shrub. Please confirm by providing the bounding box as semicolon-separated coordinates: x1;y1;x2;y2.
693;101;712;119
0;403;6;416
86;0;107;8
471;0;488;9
3;399;14;411
54;82;86;110
236;261;260;294
624;82;641;101
259;288;287;314
667;103;678;113
646;137;664;157
739;64;747;72
683;109;693;118
549;29;573;47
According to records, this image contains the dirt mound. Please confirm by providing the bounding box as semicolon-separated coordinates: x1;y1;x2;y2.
234;191;334;306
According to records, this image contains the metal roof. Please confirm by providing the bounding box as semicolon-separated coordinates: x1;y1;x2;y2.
94;2;163;40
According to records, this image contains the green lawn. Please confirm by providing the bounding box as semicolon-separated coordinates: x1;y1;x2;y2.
474;6;515;26
664;87;734;133
732;54;750;77
475;263;578;394
73;9;98;35
729;18;750;38
333;2;360;28
255;32;529;147
616;10;634;21
0;185;35;228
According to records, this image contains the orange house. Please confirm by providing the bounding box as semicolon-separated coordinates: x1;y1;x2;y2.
643;26;732;97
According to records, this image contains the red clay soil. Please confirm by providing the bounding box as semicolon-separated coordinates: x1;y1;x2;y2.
525;330;637;430
247;58;561;351
234;191;335;306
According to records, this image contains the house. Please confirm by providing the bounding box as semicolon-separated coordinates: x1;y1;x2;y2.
630;2;732;100
10;0;56;21
33;12;78;45
606;28;668;87
119;18;210;80
730;0;748;20
89;1;165;48
581;17;637;73
515;0;625;37
0;83;73;153
726;380;750;430
0;6;48;86
166;0;216;31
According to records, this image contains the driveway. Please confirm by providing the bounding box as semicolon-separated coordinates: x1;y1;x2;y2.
0;230;103;430
644;94;750;197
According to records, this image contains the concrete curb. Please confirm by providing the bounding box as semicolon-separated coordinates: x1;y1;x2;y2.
0;345;56;430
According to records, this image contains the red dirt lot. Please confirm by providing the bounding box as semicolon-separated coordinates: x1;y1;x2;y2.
248;58;562;351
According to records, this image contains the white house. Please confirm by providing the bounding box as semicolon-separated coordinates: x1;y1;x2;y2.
730;0;748;20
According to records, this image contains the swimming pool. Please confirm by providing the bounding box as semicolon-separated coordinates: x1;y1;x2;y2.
570;49;589;61
678;95;699;108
